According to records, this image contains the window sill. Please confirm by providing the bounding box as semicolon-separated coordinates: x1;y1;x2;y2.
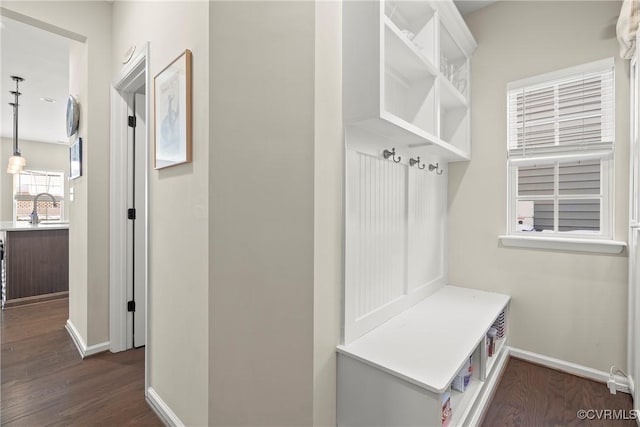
498;235;627;254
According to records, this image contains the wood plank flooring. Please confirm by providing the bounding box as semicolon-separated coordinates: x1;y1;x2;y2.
1;298;161;426
4;300;635;426
482;357;636;427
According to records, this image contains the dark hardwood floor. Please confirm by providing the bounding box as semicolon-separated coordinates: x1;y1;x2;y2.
1;298;161;426
482;357;636;427
5;300;634;426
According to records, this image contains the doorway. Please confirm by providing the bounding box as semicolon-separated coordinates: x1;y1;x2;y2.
110;45;149;361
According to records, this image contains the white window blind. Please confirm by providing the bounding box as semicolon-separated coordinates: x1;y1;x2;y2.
507;58;614;162
506;58;614;239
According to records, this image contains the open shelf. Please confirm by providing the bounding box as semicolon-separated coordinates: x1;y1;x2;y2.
440;76;467;110
385;0;436;65
449;340;482;426
449;379;484;427
486;337;506;376
384;17;438;74
439;105;469;153
343;0;476;162
439;22;468;98
485;309;507;376
384;22;437;138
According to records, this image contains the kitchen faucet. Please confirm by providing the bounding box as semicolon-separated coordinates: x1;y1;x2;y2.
29;192;59;224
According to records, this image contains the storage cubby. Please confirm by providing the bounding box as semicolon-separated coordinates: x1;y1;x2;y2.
448;344;482;426
485;309;508;376
439;98;469;153
384;24;438;136
343;0;477;162
385;1;437;67
439;23;468;98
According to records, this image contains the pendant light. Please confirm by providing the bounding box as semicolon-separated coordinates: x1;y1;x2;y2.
7;75;25;174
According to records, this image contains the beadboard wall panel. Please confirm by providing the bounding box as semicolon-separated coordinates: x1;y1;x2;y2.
408;167;445;291
352;153;407;319
345;132;447;344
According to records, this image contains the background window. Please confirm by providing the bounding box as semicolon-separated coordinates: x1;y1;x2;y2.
13;170;65;222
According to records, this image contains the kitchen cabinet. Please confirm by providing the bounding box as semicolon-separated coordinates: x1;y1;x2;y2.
0;223;69;307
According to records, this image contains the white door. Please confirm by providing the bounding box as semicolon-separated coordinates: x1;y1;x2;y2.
127;92;147;348
134;92;146;348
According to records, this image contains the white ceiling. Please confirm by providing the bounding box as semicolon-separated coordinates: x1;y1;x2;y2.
454;0;498;16
1;15;70;144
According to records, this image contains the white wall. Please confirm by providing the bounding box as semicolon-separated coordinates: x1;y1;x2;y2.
111;2;209;425
2;2;113;347
209;2;315;424
0;138;69;221
448;1;629;372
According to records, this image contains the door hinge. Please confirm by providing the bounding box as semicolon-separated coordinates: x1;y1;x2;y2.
128;208;136;220
127;300;136;312
128;115;136;128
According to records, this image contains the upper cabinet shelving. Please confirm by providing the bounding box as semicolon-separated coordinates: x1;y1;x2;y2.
343;0;477;161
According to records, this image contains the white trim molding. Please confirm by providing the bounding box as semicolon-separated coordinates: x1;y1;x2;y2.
508;347;631;394
109;42;150;355
65;319;109;359
499;235;627;254
147;387;185;427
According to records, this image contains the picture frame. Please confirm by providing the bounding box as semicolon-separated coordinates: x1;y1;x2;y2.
154;49;192;169
69;137;82;180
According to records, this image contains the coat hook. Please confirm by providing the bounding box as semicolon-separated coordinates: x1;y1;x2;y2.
428;163;443;175
383;147;401;163
409;156;426;169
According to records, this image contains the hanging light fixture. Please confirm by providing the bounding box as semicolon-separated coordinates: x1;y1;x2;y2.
7;75;25;174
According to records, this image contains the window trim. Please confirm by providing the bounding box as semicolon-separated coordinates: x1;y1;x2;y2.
498;234;626;254
505;58;617;245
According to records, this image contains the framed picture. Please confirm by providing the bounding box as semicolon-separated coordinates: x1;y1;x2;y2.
69;137;82;180
154;49;192;169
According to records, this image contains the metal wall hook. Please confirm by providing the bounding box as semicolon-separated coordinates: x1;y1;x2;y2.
383;147;401;163
428;163;443;175
409;156;426;169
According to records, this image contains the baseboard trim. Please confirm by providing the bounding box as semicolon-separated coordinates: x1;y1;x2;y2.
147;387;184;427
508;347;630;394
4;291;68;308
65;319;110;359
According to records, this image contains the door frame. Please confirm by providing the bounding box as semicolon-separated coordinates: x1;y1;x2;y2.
109;43;150;388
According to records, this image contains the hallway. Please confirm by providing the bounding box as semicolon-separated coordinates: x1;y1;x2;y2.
1;299;160;426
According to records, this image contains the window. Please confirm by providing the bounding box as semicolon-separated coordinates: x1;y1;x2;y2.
13;170;65;222
506;58;614;239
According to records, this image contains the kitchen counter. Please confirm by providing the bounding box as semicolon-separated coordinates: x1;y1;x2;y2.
0;221;69;231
